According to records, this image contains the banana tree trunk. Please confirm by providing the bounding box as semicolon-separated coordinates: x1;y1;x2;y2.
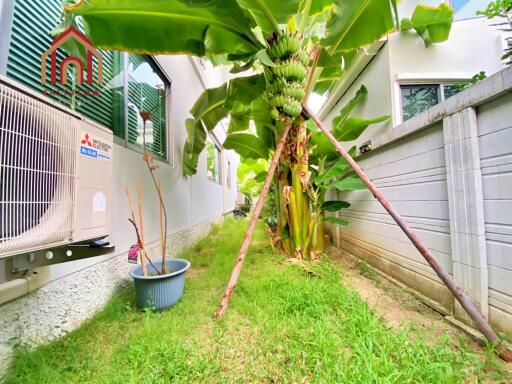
213;123;292;319
302;104;512;362
316;211;325;252
277;172;291;254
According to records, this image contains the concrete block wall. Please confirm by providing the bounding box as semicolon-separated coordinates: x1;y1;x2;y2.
331;67;512;333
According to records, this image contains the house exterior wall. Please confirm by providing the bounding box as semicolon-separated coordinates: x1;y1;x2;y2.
324;17;505;136
0;15;239;373
329;67;512;334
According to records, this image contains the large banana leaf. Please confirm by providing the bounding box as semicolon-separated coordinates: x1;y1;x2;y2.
314;157;349;185
324;216;349;227
225;74;266;109
325;176;366;191
335;85;367;126
223;133;270;159
305;0;334;16
190;84;229;131
236;0;301;35
228;103;252;133
182;83;229;176
400;3;453;47
183;119;207;176
311;114;389;158
323;0;395;53
66;0;262;56
321;200;351;211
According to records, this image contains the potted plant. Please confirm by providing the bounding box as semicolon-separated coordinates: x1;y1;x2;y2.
125;110;190;311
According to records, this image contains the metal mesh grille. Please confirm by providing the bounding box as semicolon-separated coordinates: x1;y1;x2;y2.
0;83;78;256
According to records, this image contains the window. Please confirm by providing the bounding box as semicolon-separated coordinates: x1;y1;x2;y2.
401;85;440;122
4;0;170;160
127;54;169;159
400;83;464;122
5;0;124;135
206;137;221;184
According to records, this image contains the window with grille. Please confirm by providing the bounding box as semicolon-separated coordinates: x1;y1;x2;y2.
4;0;170;159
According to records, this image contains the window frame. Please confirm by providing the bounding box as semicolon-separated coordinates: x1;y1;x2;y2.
120;53;173;165
394;75;472;125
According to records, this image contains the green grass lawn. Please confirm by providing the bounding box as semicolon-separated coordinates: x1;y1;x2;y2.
5;218;508;383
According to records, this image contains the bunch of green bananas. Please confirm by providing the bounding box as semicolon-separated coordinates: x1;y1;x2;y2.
265;30;309;119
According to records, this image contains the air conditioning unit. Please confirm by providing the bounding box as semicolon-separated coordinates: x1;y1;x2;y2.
0;76;113;259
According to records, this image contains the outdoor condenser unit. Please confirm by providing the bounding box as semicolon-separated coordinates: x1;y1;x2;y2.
0;76;113;263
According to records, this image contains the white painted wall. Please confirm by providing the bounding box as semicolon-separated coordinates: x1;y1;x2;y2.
324;17;505;152
324;44;393;151
50;55;239;281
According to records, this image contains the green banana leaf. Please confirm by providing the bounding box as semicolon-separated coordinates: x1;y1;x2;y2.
65;0;262;56
310;115;389;158
306;0;334;16
323;0;395;53
228;103;252;133
335;85;368;126
321;200;351;211
400;3;453;47
335;115;390;142
314;157;349;185
324;216;349;227
183;119;207;176
190;84;229;131
325;176;366;191
183;83;229;176
236;0;301;35
223;133;270;159
225;74;266;109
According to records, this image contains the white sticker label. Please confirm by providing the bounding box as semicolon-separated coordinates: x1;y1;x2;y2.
92;191;106;212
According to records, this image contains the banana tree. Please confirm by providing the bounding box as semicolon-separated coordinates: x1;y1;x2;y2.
307;84;390;255
66;0;504;326
62;0;512;360
64;0;449;260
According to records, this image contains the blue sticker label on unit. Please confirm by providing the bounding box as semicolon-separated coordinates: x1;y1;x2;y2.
80;146;97;158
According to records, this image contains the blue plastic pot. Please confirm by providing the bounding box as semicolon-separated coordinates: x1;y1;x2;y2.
130;259;191;310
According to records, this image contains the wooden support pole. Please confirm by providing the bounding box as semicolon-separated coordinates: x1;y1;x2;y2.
136;183;148;276
302;104;512;362
213;123;292;319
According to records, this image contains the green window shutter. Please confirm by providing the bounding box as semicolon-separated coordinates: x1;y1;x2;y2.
127;54;168;159
6;0;124;138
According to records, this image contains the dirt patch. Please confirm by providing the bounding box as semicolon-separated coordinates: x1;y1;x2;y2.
328;246;512;380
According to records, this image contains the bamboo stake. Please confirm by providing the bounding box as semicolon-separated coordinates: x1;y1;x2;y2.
302;103;512;362
127;218;159;273
213;123;292;319
157;180;166;274
136;183;148;276
125;186;158;273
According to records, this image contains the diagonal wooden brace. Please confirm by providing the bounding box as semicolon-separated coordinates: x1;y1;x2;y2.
213;123;292;319
302;103;512;362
